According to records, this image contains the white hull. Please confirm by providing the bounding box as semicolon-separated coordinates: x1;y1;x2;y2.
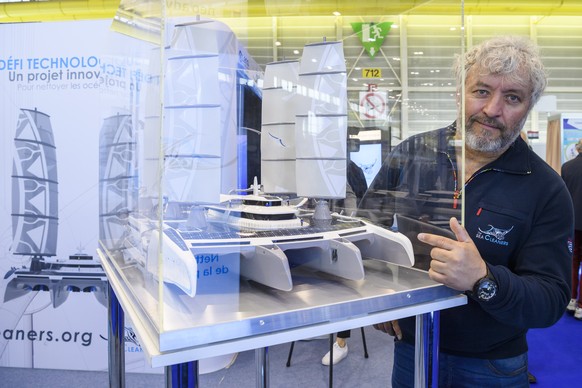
124;201;414;297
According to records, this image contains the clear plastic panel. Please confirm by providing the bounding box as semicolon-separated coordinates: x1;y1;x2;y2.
98;0;465;348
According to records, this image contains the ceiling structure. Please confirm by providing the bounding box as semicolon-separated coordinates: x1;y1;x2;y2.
1;0;582;23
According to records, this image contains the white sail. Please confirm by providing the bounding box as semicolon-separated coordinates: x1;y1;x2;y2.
12;108;58;257
140;47;162;204
163;22;223;204
261;60;299;194
295;41;347;199
140;19;239;205
118;19;243;297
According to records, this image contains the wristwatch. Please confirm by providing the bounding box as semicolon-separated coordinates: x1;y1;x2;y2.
470;266;498;302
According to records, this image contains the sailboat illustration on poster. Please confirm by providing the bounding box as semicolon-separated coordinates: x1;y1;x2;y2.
5;108;107;309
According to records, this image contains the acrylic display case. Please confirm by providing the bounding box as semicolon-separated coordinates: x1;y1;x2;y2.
96;0;470;386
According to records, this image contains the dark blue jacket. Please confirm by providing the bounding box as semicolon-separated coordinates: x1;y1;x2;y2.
561;153;582;231
362;124;573;358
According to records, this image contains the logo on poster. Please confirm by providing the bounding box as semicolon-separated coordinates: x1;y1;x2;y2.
2;55;103;91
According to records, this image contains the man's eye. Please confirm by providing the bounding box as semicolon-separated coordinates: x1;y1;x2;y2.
507;95;521;103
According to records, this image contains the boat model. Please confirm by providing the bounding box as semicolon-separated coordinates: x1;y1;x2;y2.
130;181;414;297
110;19;414;298
187;178;415;293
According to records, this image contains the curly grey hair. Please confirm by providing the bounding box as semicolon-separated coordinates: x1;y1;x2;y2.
453;36;548;109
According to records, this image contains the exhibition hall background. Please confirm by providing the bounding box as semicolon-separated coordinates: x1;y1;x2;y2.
1;0;582;378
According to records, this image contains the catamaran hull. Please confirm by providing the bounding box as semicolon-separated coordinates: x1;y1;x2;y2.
123;214;413;297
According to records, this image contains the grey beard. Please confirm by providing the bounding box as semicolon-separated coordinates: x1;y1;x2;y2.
464;116;526;153
465;130;504;152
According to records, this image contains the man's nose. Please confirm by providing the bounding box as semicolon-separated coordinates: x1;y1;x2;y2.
482;94;503;117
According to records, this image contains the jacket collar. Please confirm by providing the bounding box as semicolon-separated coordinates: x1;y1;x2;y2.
488;135;532;175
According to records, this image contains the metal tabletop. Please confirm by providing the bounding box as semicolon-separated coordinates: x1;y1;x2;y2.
99;247;466;372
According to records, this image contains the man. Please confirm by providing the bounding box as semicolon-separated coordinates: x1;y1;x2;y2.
361;36;574;387
562;139;582;320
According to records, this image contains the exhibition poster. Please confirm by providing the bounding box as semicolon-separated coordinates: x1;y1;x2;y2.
0;19;161;374
562;115;582;162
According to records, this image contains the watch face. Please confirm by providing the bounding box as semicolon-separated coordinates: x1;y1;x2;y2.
477;279;497;301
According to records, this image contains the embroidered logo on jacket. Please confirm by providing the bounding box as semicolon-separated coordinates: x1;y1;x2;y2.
475;225;514;246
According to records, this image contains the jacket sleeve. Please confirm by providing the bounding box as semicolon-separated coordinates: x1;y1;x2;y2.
482;181;573;329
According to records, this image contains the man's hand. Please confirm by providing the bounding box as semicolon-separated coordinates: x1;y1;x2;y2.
373;320;402;340
417;217;487;292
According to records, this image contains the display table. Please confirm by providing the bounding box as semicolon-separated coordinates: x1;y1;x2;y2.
98;247;466;388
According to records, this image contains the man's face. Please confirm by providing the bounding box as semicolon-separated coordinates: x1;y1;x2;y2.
463;67;532;153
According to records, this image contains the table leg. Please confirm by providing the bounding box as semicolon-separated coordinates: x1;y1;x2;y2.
414;311;440;388
329;333;334;388
431;311;440;387
108;283;125;388
255;347;269;387
166;362;199;387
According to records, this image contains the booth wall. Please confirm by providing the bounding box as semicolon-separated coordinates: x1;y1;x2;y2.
0;19;162;374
